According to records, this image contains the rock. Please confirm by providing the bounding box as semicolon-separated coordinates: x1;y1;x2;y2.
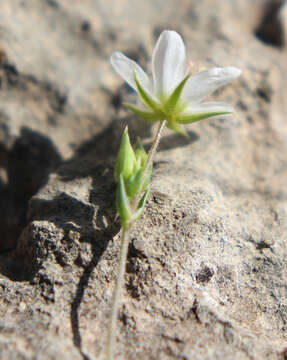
1;0;287;359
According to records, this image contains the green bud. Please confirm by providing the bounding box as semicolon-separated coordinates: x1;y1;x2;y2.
116;173;132;226
114;127;136;183
125;168;144;199
125;139;151;198
135;138;148;168
127;165;152;198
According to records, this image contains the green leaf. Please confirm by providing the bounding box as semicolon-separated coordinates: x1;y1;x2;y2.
114;127;136;182
133;72;161;113
176;111;231;124
124;103;163;123
116;173;132;226
131;189;150;223
137;188;149;210
164;74;190;114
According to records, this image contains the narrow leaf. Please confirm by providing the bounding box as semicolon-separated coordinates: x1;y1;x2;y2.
124;103;163;123
131;189;150;223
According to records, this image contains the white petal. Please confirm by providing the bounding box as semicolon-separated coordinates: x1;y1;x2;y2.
110;51;152;94
183;67;242;103
182;101;235;115
152;30;186;96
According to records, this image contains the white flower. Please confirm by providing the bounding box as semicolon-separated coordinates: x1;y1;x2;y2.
110;30;241;134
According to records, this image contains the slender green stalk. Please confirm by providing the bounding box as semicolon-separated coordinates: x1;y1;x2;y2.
132;119;166;212
106;120;166;360
106;226;129;360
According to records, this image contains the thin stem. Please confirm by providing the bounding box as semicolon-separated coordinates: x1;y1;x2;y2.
106;226;130;360
132;119;166;211
106;120;166;359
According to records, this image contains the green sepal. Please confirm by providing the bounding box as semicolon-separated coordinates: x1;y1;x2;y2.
116;173;132;226
131;189;150;223
133;72;161;113
114;127;136;182
166;121;188;136
164;74;190;114
124;103;163;123
176;111;231;124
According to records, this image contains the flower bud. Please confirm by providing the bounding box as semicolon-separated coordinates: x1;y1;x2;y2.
116;173;132;226
114;127;136;183
134;138;148;169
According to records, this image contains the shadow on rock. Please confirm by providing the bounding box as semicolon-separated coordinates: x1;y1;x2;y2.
0;126;62;251
14;160;119;358
157;130;199;152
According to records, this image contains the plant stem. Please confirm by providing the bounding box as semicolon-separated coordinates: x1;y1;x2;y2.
132;119;166;211
106;226;129;360
106;120;166;360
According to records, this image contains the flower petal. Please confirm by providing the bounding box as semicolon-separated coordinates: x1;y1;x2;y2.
177;102;234;124
182;67;242;103
133;72;161;111
152;30;186;96
183;101;235;114
110;51;152;95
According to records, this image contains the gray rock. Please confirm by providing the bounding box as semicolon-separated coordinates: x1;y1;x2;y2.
1;0;287;359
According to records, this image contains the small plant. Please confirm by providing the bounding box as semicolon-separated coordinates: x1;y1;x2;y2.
106;30;241;360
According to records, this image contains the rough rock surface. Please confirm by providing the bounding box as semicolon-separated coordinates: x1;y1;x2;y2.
1;0;287;359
